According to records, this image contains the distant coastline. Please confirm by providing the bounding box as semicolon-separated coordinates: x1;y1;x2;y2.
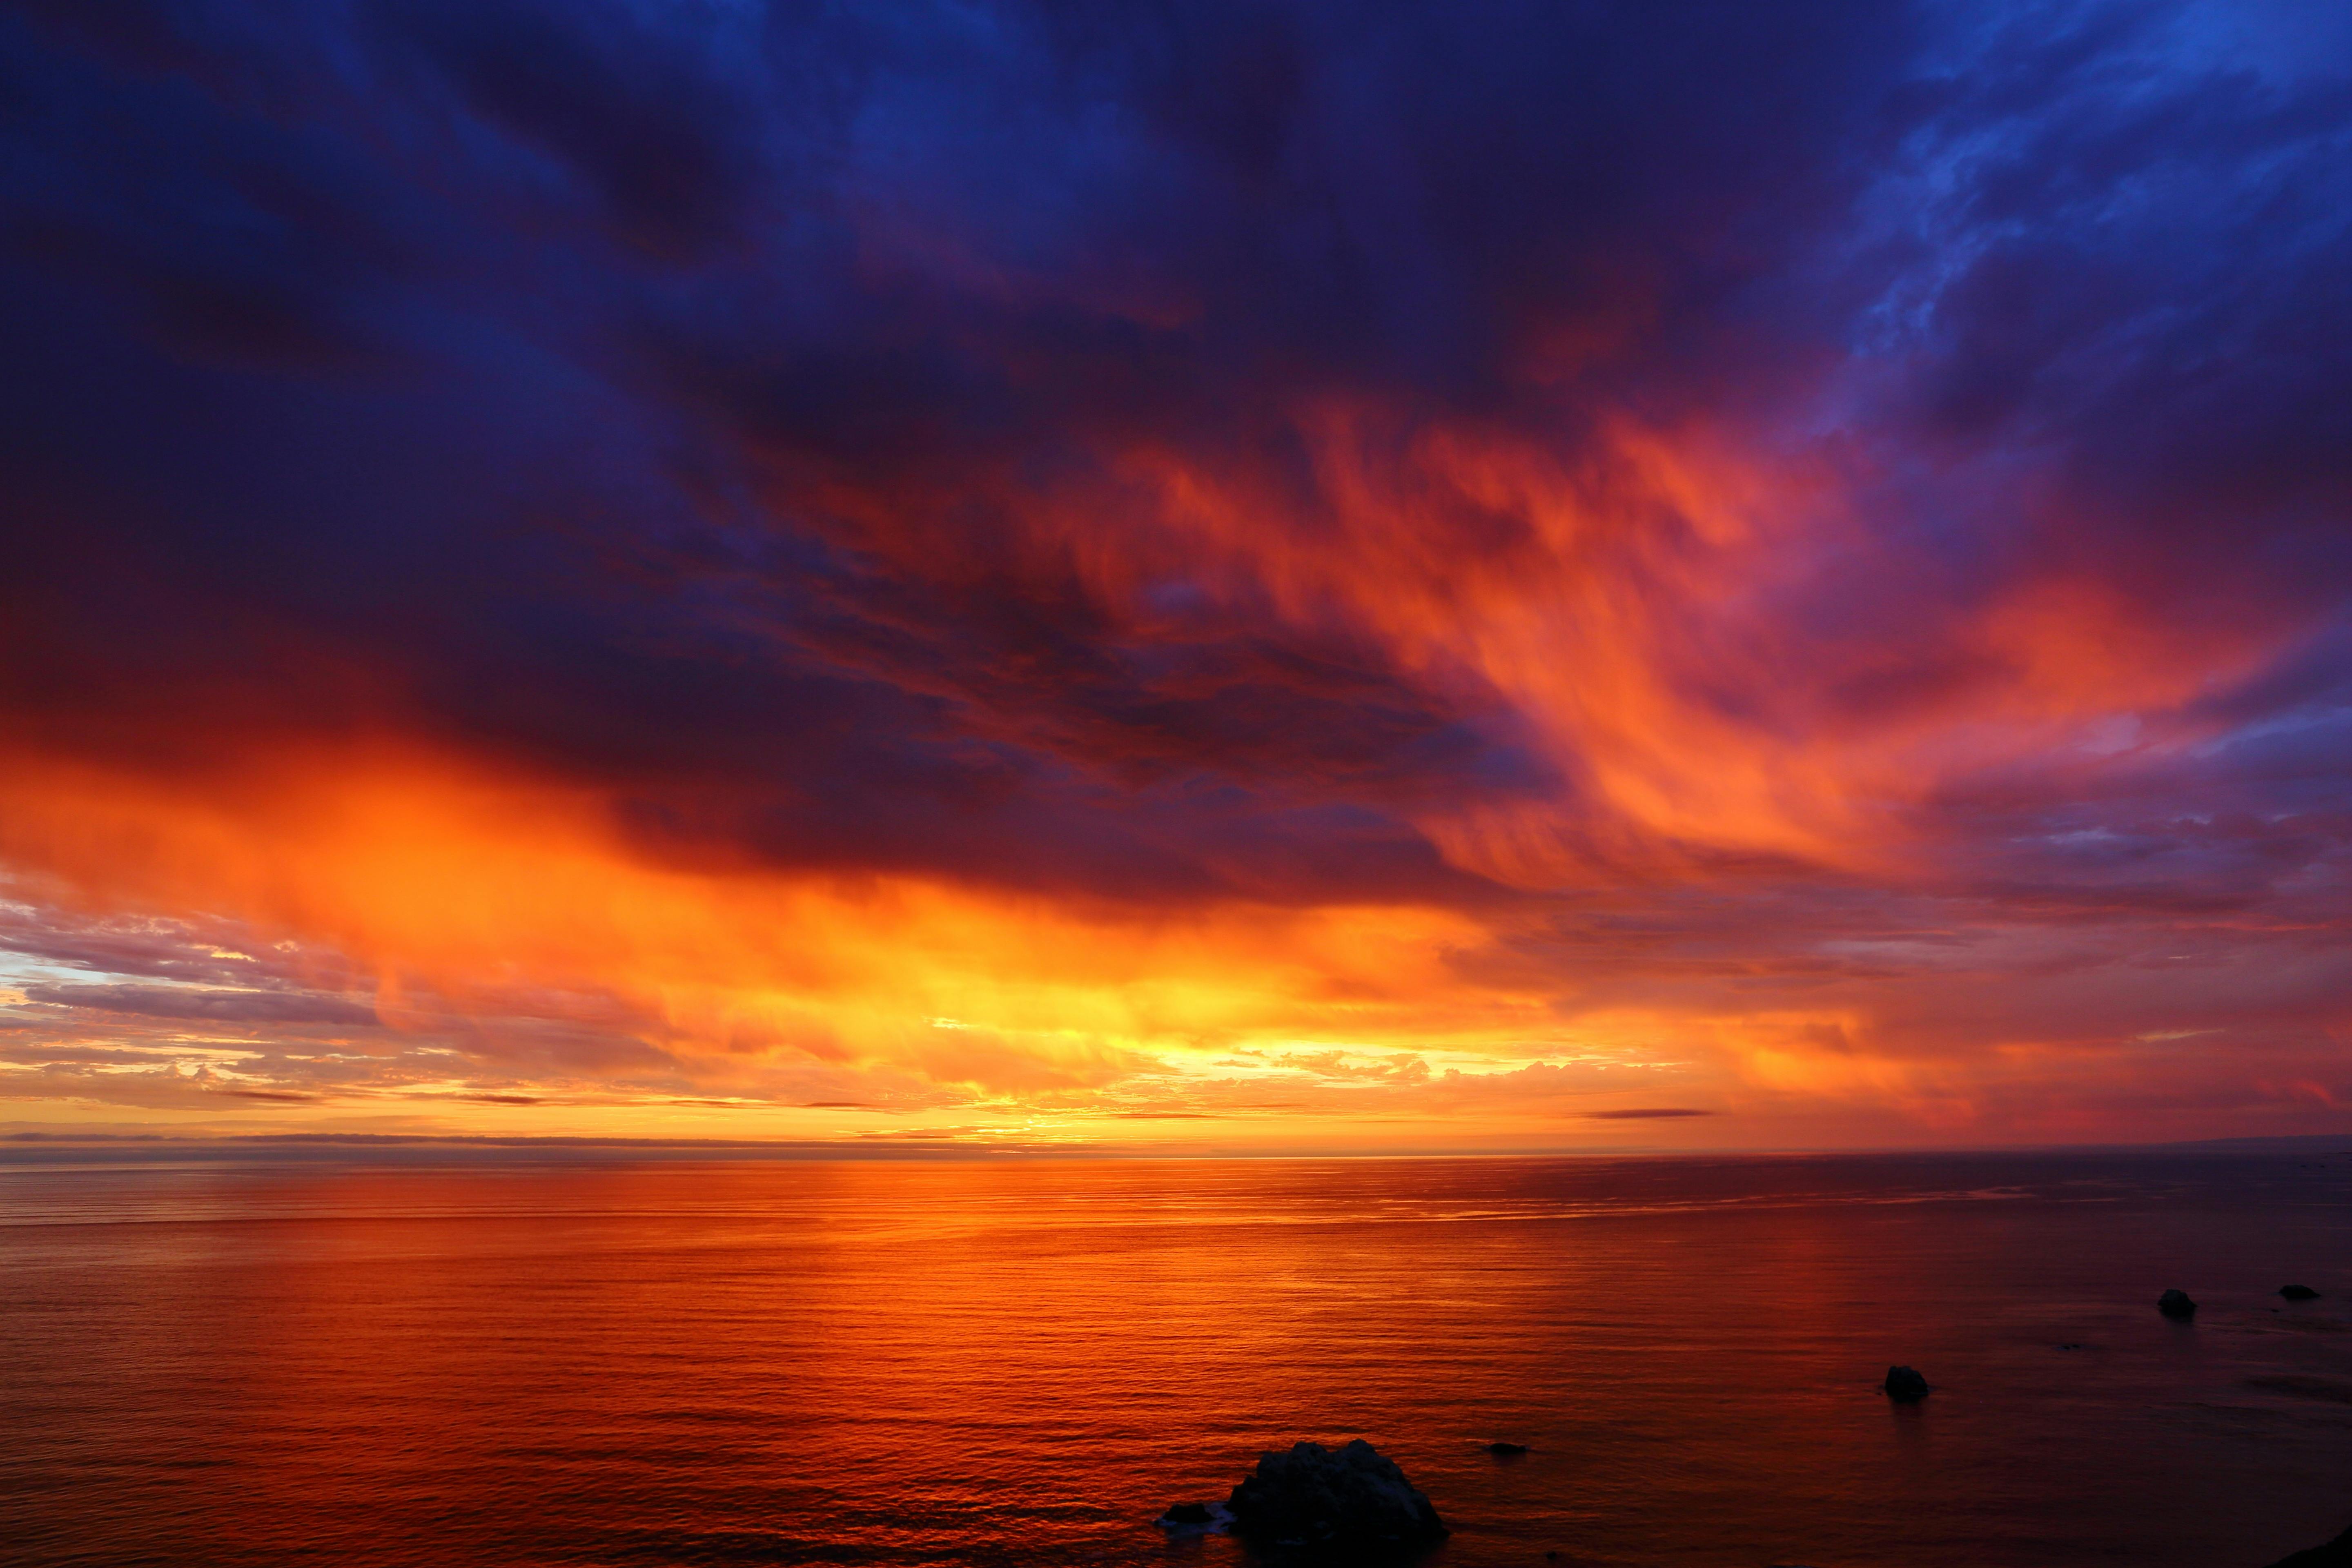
4;1130;2348;1167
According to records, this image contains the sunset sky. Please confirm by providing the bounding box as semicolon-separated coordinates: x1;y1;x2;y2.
1;0;2346;1153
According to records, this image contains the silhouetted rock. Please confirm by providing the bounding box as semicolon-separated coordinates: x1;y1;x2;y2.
1154;1500;1229;1533
2266;1521;2352;1566
1485;1441;1530;1457
2281;1285;2323;1301
1883;1365;1930;1401
2159;1289;2197;1319
1224;1439;1447;1559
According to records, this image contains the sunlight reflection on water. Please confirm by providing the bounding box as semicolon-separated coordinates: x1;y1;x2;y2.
4;1151;2349;1567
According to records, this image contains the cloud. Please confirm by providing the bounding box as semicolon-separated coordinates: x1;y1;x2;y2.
18;983;378;1026
1584;1109;1715;1121
0;0;2343;1148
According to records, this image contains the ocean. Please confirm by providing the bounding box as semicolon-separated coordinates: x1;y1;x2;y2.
4;1149;2348;1566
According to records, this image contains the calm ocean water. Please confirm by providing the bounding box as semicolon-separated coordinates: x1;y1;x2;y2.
4;1150;2349;1567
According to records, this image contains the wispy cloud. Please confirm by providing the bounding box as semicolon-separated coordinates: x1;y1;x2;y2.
0;0;2344;1149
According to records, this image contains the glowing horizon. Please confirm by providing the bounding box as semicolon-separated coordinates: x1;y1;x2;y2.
2;0;2346;1152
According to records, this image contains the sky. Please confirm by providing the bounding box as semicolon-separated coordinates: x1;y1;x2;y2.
0;0;2347;1154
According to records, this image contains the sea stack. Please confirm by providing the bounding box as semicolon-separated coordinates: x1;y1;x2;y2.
2158;1289;2197;1319
1883;1365;1930;1401
1224;1439;1447;1559
2280;1285;2322;1301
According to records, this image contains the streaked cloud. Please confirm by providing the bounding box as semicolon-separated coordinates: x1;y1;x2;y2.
0;0;2344;1149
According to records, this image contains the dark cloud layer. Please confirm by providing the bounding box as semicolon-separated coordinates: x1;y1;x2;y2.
0;0;2345;1143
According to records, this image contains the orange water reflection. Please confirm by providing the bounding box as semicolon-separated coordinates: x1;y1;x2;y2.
5;1153;2350;1566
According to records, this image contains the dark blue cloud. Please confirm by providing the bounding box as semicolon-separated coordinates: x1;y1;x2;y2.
0;0;2342;914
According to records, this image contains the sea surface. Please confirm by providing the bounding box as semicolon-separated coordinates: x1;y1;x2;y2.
4;1149;2350;1568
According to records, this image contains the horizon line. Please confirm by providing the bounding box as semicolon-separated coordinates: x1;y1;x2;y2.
4;1129;2348;1166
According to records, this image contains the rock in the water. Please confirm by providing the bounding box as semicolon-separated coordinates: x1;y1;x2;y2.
1154;1500;1231;1535
1884;1365;1930;1401
2158;1288;2198;1319
2266;1521;2352;1566
2281;1285;2323;1301
1224;1439;1447;1558
1486;1441;1530;1457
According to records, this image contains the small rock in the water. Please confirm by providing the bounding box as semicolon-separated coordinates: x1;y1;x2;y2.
1224;1438;1447;1558
2158;1288;2197;1319
1154;1500;1230;1533
2265;1520;2352;1566
1486;1441;1530;1457
1883;1365;1930;1401
2281;1285;2323;1301
2055;1342;2085;1351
